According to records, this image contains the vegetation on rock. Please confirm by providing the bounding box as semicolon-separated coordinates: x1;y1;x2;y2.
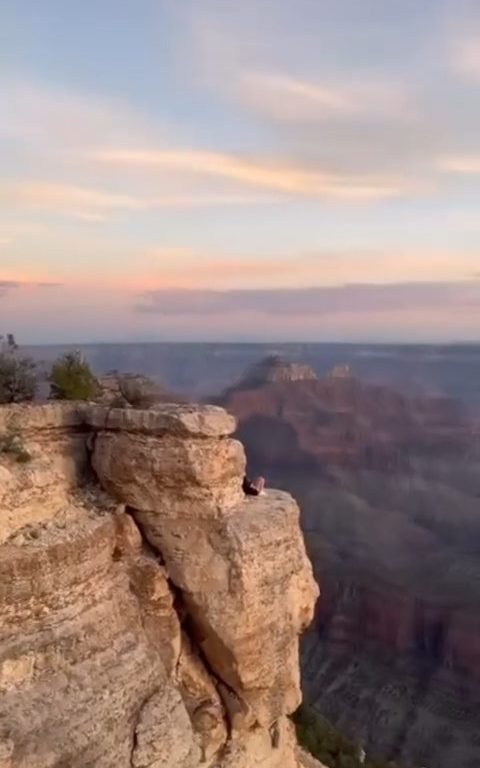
0;334;37;404
0;431;32;462
49;351;98;401
293;704;399;768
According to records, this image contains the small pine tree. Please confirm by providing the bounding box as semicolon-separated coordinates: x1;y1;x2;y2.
49;351;98;401
0;334;37;404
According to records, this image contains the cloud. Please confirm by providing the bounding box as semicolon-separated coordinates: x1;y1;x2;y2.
0;78;155;149
142;248;478;290
3;278;480;344
0;279;62;298
178;0;480;185
0;180;278;219
95;147;417;201
0;280;20;298
1;80;281;216
438;155;480;174
1;181;141;215
238;72;414;123
450;36;480;80
0;77;429;211
136;280;480;317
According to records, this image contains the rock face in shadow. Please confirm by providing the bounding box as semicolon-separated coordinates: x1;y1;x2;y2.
220;362;480;768
0;402;318;768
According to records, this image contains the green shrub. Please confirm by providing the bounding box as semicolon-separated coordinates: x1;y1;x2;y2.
0;334;37;404
293;704;399;768
49;351;98;401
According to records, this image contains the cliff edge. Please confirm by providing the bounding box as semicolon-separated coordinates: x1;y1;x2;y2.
0;402;319;768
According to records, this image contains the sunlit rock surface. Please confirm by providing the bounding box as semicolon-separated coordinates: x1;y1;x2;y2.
0;402;318;768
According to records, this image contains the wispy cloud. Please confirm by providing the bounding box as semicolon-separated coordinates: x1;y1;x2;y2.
0;280;20;298
95;147;417;201
0;279;62;297
136;280;480;317
0;76;432;216
438;155;480;174
1;181;141;216
0;180;277;220
142;248;478;290
0;79;283;217
181;0;480;185
0;78;155;149
238;72;415;123
450;36;480;80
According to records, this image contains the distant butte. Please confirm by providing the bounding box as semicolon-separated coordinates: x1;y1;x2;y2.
327;363;353;379
239;355;318;387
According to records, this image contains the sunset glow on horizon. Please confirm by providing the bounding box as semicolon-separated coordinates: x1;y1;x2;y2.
1;0;480;343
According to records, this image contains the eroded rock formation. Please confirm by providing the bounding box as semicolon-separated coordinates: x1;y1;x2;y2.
235;356;318;390
0;402;319;768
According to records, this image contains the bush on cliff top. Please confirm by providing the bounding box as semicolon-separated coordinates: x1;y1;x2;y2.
49;351;98;401
0;334;37;404
293;704;399;768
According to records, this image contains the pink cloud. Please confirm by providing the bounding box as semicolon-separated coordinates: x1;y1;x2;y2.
3;279;480;343
95;147;418;201
136;281;480;317
130;248;480;291
450;36;480;79
238;72;415;123
438;155;480;174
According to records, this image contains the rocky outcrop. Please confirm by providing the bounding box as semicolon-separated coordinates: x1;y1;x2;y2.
0;402;318;768
236;356;318;389
96;372;182;408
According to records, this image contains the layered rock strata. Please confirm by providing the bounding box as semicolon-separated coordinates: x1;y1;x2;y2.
0;402;319;768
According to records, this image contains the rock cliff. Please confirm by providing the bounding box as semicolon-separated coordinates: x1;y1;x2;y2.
0;403;319;768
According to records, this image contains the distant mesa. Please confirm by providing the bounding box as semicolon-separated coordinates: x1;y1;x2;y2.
240;355;318;387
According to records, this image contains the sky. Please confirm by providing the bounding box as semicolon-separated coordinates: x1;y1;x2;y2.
1;0;480;343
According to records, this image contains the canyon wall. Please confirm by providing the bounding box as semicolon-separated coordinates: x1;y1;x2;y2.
0;403;319;768
220;361;480;768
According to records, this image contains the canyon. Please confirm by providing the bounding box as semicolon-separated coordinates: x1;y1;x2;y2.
25;342;480;405
0;401;320;768
3;348;480;767
220;357;480;768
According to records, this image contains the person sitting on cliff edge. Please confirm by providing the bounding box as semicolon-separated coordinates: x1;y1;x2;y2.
242;475;265;496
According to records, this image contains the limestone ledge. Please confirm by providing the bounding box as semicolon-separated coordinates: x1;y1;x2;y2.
0;402;319;768
0;401;235;438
